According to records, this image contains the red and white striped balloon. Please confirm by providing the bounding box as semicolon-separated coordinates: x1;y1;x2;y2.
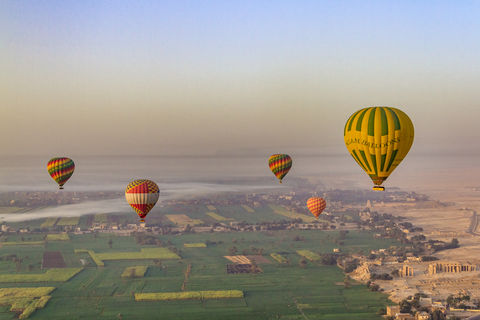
125;179;159;222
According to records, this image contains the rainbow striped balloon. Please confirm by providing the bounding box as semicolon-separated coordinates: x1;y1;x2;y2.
47;157;75;189
125;179;159;222
307;197;326;219
268;154;292;183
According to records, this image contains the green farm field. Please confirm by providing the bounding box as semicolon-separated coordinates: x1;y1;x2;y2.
146;204;309;226
46;234;70;241
0;228;397;319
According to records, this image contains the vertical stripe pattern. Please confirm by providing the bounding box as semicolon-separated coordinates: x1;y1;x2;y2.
47;157;75;189
268;154;292;183
344;107;414;188
125;179;160;220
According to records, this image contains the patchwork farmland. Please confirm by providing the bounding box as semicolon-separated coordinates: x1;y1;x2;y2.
122;266;148;278
224;255;252;264
0;268;82;283
166;214;203;226
205;212;231;221
46;234;70;241
297;249;321;261
0;227;397;319
269;204;317;223
56;217;80;226
0;287;55;319
74;248;180;267
184;243;207;248
42;251;67;268
270;253;288;264
40;218;58;228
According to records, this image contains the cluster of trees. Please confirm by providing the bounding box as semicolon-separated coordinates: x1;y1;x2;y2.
430;238;460;252
133;233;162;246
252;219;304;231
0;254;28;272
228;246;238;255
420;255;439;262
299;257;307;268
227;245;265;256
319;254;338;266
344;259;359;273
366;280;380;292
370;273;392;280
411;234;426;242
398;294;426;314
181;263;192;291
398;222;424;233
447;294;472;309
205;240;223;246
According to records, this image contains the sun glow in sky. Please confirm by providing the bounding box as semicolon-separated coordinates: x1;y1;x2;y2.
1;1;480;156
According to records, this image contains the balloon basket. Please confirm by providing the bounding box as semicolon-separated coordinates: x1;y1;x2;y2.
59;186;64;190
140;219;145;223
373;186;385;191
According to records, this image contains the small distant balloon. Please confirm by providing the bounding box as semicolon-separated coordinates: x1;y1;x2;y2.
344;106;414;191
125;179;159;222
307;197;326;219
268;154;292;183
47;157;75;190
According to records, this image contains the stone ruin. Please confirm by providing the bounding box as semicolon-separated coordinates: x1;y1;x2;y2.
428;262;477;275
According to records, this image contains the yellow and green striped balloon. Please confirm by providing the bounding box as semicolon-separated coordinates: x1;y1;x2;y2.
344;107;414;190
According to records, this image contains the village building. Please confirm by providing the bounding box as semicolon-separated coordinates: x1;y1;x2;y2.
395;313;415;320
415;311;430;320
386;305;400;317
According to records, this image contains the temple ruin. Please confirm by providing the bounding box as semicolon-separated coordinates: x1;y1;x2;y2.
400;264;414;277
428;262;477;275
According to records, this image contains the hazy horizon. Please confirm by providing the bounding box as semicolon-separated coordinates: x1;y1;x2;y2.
2;153;480;193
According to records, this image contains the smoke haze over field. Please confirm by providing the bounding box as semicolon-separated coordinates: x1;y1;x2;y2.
2;153;480;222
0;181;282;222
2;154;480;192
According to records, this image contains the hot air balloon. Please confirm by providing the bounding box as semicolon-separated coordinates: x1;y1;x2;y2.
47;157;75;189
344;106;414;191
125;179;159;222
268;154;292;183
307;197;326;218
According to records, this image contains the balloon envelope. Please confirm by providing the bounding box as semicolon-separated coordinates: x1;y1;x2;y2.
307;197;326;218
344;106;414;190
268;154;292;183
47;157;75;189
125;179;159;222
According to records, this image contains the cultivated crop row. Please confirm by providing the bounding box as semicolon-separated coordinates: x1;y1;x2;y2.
121;266;148;278
135;290;244;301
0;287;55;319
0;268;83;283
296;250;321;261
270;253;288;263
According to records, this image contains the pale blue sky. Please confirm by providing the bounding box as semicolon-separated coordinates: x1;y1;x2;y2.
1;1;479;156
